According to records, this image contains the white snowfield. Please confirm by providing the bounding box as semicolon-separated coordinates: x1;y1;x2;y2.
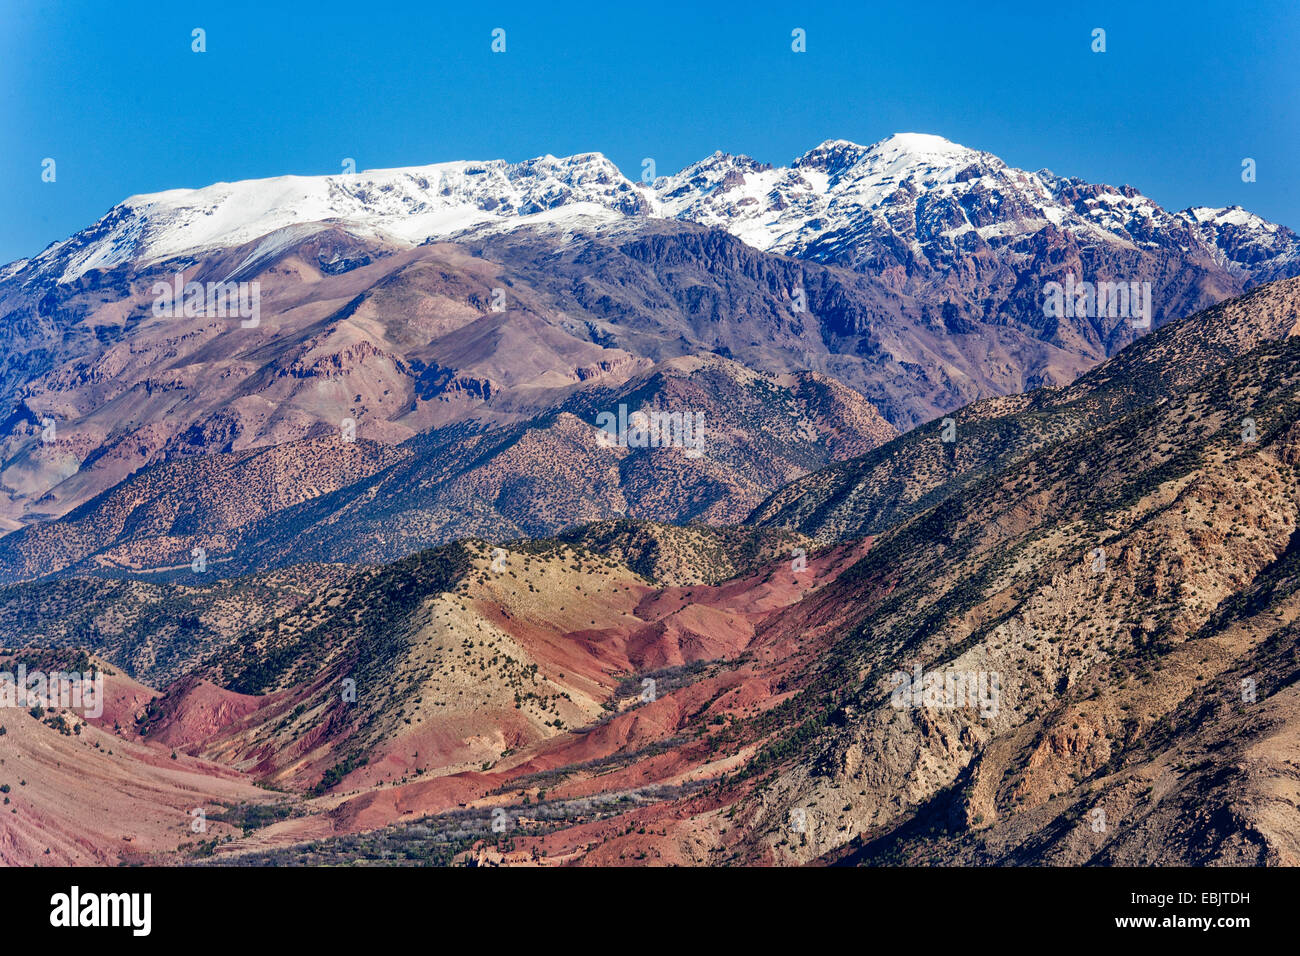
23;133;1298;283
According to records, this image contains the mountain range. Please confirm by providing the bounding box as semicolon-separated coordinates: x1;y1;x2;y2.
2;133;1298;566
2;135;1300;867
16;133;1299;291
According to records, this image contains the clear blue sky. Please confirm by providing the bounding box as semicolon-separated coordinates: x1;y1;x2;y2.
3;0;1297;264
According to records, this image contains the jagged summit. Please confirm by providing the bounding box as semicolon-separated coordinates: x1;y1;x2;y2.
32;151;650;282
13;134;1300;288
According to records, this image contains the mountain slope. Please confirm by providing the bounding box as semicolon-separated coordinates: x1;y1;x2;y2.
3;134;1298;548
751;276;1300;542
0;353;893;581
0;563;357;685
0;649;277;866
723;287;1300;865
10;280;1299;866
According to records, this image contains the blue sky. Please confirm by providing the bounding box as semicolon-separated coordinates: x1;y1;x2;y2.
3;0;1297;264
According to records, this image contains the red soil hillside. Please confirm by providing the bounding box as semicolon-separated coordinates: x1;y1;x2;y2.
119;536;871;859
0;652;276;865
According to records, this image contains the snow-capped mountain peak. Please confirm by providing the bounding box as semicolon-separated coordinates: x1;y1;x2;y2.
17;134;1300;289
33;152;651;282
653;132;1030;258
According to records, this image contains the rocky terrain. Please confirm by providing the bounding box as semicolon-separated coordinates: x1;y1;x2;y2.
751;278;1300;541
3;278;1300;866
0;563;358;685
3;133;1299;557
0;353;893;581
